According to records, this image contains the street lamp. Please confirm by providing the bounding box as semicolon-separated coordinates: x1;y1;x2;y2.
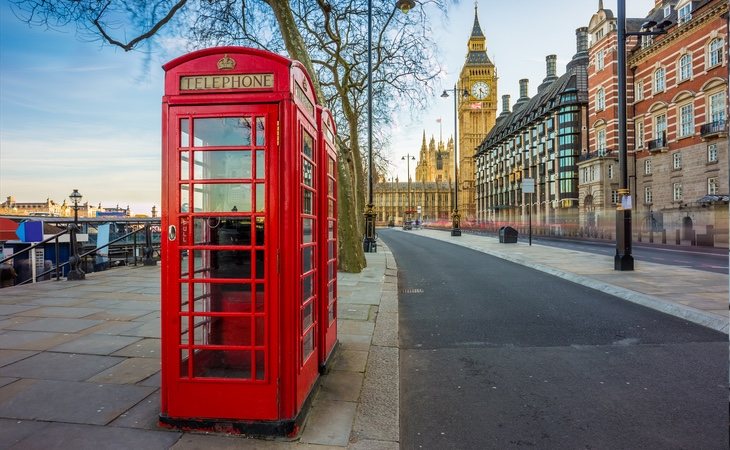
614;0;669;271
441;86;469;237
67;189;85;280
402;154;416;229
362;0;422;248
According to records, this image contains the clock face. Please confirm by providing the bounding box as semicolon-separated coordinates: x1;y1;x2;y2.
471;81;489;100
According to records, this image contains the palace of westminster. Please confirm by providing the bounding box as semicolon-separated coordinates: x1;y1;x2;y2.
375;0;728;247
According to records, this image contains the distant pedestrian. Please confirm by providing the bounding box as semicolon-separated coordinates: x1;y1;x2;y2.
0;263;17;288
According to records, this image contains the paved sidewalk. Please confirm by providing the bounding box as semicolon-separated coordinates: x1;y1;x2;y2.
0;245;399;449
404;228;728;333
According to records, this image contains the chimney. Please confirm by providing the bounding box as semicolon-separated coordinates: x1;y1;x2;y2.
576;27;589;56
519;79;529;99
501;95;511;114
546;55;557;79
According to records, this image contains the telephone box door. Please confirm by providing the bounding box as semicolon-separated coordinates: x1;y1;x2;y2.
163;103;281;420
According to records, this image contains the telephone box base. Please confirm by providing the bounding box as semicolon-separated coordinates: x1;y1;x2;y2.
158;376;320;438
159;414;297;437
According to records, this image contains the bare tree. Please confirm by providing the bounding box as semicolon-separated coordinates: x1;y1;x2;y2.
10;0;448;272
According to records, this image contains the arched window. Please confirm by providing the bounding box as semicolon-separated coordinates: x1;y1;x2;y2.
708;38;723;67
678;54;692;82
653;67;666;93
596;87;605;111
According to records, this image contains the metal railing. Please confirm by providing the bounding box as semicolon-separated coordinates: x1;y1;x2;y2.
1;221;160;287
647;135;666;151
700;119;727;137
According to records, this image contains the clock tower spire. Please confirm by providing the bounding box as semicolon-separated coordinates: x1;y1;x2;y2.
457;2;497;221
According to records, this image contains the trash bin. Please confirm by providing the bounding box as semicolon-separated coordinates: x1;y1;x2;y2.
499;226;518;243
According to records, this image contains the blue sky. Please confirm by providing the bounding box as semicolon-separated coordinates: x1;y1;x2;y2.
0;1;652;215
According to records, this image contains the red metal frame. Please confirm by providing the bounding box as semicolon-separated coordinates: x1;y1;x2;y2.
160;47;331;432
317;106;338;370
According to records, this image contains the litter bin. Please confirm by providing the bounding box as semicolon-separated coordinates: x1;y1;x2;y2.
499;226;518;243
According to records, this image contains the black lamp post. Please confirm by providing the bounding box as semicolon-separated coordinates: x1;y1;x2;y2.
402;154;416;228
363;0;418;250
615;0;669;271
441;86;469;237
363;0;377;253
67;189;85;280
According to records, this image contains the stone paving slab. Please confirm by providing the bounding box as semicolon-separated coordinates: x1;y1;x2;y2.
0;352;124;381
8;421;181;450
50;334;142;355
317;370;364;403
0;379;155;425
0;417;51;448
18;306;105;318
332;350;368;373
110;390;161;429
87;357;161;384
0;330;77;351
338;304;372;321
4;317;103;333
0;305;38;316
112;338;160;358
299;399;357;446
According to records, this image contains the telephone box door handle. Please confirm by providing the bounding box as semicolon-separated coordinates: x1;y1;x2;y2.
168;225;177;241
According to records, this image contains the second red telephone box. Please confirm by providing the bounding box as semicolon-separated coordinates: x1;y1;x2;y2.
159;47;337;436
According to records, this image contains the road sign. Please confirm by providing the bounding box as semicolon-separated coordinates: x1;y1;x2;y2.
522;178;535;193
15;221;43;242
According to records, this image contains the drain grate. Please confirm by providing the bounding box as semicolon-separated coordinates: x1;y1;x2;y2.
400;288;424;294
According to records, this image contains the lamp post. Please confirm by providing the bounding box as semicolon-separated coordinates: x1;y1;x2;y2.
362;0;418;247
362;0;377;252
441;86;469;237
402;154;416;228
615;0;669;271
67;189;85;280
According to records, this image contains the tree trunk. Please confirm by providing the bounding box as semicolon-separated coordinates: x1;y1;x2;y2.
265;0;365;272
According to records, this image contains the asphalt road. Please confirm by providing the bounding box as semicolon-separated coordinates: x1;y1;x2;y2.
378;229;728;450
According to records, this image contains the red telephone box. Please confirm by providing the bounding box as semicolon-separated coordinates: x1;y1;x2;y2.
159;47;335;435
316;106;338;371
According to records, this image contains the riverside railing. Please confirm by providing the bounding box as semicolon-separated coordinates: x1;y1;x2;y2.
0;219;161;286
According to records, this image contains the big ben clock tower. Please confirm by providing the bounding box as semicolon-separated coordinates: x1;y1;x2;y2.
457;4;497;221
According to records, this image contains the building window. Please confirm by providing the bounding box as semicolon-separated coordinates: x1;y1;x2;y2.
596;50;605;71
597;128;607;154
708;38;723;68
653;67;665;93
596;87;605;111
611;190;620;204
672;152;682;170
644;186;653;204
644;159;652;175
709;92;726;123
642;35;653;48
673;182;683;201
635;120;644;149
708;143;718;163
655;113;667;141
678;54;692;82
678;103;694;138
663;5;671;17
678;3;692;23
635;80;644;101
708;177;719;195
608;164;614;179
